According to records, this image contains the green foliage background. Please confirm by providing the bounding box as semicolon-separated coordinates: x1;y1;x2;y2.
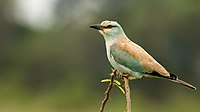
0;0;199;112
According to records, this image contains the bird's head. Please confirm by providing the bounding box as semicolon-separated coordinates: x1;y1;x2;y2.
90;20;125;40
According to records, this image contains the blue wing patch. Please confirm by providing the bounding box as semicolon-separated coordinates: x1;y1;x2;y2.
110;43;146;73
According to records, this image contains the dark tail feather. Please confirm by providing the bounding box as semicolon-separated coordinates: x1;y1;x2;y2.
169;73;196;90
145;71;196;90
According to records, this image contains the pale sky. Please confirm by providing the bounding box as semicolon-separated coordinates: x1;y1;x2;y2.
11;0;105;31
13;0;57;30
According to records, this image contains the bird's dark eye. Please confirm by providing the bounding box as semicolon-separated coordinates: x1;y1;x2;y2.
104;25;117;29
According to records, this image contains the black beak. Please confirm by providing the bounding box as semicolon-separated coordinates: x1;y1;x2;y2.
89;24;103;30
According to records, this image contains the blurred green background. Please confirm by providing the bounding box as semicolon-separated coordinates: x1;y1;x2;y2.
0;0;199;112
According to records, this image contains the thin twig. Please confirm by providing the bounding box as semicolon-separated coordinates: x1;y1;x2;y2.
123;75;131;112
99;69;116;112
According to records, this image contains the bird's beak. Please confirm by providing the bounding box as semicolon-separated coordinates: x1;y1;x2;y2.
89;24;103;30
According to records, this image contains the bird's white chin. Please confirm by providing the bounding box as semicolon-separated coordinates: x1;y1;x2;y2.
98;30;104;35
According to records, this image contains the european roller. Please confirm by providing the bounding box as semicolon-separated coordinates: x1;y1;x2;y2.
90;20;196;90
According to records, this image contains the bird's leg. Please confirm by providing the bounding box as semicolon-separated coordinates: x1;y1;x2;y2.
110;68;117;76
118;73;130;82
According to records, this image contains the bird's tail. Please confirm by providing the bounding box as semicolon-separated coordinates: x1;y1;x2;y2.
145;71;196;90
169;73;196;90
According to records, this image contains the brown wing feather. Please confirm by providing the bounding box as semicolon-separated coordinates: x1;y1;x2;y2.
116;37;170;77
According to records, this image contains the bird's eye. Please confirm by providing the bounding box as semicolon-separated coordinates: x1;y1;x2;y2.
104;25;117;29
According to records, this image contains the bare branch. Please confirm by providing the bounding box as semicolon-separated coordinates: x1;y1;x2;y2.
99;70;132;112
99;69;116;112
123;75;131;112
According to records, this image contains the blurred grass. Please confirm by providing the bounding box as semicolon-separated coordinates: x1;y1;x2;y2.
0;83;199;112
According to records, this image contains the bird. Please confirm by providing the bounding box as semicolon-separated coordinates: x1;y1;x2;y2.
90;20;196;90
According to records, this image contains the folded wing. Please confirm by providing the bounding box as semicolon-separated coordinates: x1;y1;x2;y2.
110;38;170;77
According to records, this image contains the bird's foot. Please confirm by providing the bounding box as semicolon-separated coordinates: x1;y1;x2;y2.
117;73;130;82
